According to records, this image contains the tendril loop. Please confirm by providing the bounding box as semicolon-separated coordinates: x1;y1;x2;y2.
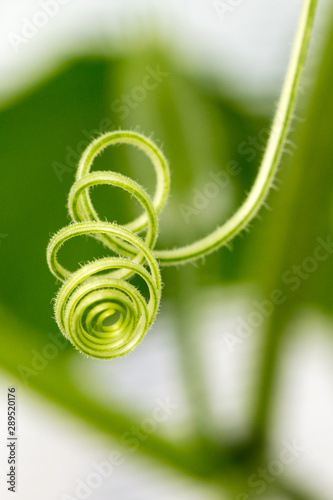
47;131;170;359
47;0;317;359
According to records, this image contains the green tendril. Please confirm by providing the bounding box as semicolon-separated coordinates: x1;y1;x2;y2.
47;132;168;359
47;0;318;359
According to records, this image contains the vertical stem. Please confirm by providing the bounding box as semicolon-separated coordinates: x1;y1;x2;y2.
171;265;214;445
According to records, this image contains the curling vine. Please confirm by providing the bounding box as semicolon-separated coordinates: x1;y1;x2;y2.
47;0;318;359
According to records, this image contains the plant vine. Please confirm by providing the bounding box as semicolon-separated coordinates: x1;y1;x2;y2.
47;0;318;358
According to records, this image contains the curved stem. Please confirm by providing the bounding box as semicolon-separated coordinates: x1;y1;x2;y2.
47;0;318;359
155;0;318;265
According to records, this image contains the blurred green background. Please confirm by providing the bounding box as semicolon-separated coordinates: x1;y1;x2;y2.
1;1;333;499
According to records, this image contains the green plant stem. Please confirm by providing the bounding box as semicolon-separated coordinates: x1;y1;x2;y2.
171;266;214;444
47;0;317;360
249;0;333;453
47;132;169;359
155;0;318;265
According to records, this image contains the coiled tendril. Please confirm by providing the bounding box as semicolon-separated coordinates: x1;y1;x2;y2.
47;0;317;359
47;132;170;358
